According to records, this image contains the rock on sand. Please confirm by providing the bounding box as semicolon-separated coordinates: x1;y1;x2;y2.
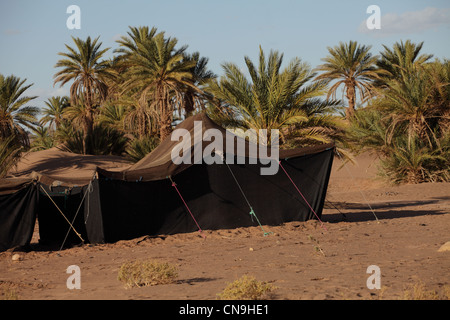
438;241;450;252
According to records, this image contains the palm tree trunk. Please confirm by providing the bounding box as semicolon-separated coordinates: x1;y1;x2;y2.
184;90;195;118
158;87;173;141
82;120;89;155
159;112;172;141
346;86;356;119
84;108;95;154
83;86;95;154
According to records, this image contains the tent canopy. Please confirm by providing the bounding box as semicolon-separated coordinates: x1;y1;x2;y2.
98;113;334;181
0;113;335;251
7;146;131;187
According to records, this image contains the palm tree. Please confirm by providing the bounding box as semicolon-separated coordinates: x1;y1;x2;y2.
39;96;70;132
0;74;38;146
97;103;127;132
62;94;91;135
181;52;216;118
0;135;22;178
122;97;157;138
120;31;197;140
207;46;343;146
115;26;158;62
376;40;433;87
126;135;160;163
113;27;160;139
54;36;115;154
347;57;449;184
60;124;129;156
426;58;450;134
380;134;449;184
374;58;450;148
315;41;382;118
30;125;55;151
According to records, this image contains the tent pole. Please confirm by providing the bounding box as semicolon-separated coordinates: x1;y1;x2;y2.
59;181;93;251
39;184;84;243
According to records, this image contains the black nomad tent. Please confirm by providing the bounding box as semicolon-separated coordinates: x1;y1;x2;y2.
0;173;94;251
87;113;335;242
0;150;129;251
0;179;38;251
0;113;334;251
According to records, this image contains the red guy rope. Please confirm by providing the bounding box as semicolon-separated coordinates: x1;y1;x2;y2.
279;161;327;231
171;180;206;239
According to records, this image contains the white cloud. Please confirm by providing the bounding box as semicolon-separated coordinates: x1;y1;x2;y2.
358;6;450;38
28;86;70;100
111;33;123;42
3;29;22;36
27;86;70;112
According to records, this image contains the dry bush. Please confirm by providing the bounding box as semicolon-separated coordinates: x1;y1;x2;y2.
402;281;450;300
117;259;178;288
0;281;19;300
217;275;275;300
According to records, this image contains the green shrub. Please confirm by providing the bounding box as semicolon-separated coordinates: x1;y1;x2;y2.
126;135;160;162
59;124;129;156
379;134;450;184
0;136;22;178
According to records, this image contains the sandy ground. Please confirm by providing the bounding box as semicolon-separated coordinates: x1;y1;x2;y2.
1;152;449;301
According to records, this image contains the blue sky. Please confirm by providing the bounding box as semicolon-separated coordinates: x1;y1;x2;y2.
1;0;449;111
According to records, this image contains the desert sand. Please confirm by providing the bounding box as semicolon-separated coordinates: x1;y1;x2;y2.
1;151;449;301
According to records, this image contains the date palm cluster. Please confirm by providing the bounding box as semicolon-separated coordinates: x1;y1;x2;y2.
1;27;448;183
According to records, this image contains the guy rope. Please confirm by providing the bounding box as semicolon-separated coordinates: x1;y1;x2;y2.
168;176;206;239
224;158;272;237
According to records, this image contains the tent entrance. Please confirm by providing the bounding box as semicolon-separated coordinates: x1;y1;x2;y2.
37;185;88;247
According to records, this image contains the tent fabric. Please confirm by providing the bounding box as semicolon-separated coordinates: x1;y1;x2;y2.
0;178;33;195
1;158;111;251
97;113;251;181
87;112;335;243
0;147;130;251
7;147;131;186
0;113;335;250
37;184;89;246
97;113;334;182
0;182;37;251
88;148;334;243
0;177;91;250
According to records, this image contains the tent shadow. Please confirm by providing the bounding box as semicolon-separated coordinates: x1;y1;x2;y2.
325;199;439;210
11;237;85;253
323;208;447;223
323;198;448;223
